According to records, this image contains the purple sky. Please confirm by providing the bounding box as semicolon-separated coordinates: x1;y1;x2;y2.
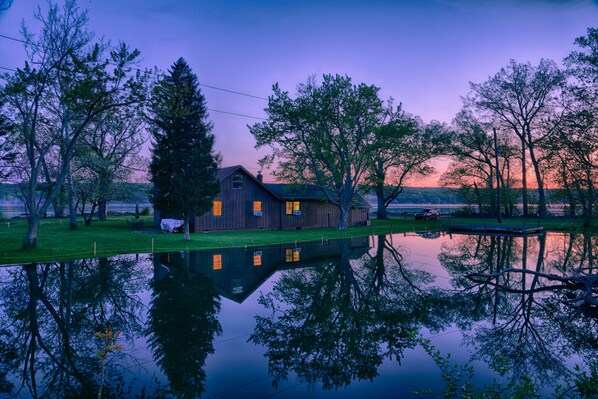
1;0;597;184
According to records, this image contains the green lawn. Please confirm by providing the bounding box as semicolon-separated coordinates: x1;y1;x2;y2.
0;215;592;265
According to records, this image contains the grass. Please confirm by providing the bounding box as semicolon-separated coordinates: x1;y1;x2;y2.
0;215;593;265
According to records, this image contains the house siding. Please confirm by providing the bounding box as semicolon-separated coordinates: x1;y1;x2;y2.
194;169;280;231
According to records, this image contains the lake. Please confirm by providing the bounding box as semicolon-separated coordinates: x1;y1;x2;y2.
0;232;596;398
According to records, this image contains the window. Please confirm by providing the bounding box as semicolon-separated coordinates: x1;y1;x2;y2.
253;201;262;216
213;201;222;216
285;201;301;215
285;248;301;263
232;174;243;189
253;251;262;266
213;254;222;270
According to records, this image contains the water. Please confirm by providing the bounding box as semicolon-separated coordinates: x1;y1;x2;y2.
0;200;152;219
0;232;596;398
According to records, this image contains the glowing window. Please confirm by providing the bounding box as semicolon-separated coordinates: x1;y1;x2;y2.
213;254;222;270
253;254;262;267
213;201;222;216
253;201;262;212
285;248;300;262
285;201;301;215
293;248;300;262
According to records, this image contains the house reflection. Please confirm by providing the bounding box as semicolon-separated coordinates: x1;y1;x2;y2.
153;236;370;303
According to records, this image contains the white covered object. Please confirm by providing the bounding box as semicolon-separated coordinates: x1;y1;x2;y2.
160;218;184;232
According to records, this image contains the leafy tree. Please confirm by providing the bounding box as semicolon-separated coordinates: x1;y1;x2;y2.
0;0;145;248
441;109;519;215
250;74;384;230
77;106;147;222
468;59;564;217
365;103;450;219
0;107;16;182
149;58;221;240
545;28;598;226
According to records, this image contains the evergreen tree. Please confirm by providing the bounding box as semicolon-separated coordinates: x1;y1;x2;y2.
149;58;221;240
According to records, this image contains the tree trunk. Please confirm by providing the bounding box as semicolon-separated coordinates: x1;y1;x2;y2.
66;161;77;230
22;217;40;249
98;172;110;221
98;201;107;221
337;205;349;230
53;185;67;218
183;213;190;240
521;138;529;217
528;145;547;218
376;185;387;220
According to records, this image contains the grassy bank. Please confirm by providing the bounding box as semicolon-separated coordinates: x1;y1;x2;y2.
0;215;592;265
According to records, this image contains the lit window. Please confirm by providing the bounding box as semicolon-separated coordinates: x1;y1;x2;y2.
285;248;300;262
213;254;222;270
285;201;301;215
253;253;262;267
232;174;243;189
293;248;300;262
253;201;262;212
213;201;222;216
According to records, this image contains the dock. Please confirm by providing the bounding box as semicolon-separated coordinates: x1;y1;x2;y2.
448;224;544;236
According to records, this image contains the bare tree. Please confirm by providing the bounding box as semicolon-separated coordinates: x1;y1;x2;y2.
468;59;564;217
0;0;145;249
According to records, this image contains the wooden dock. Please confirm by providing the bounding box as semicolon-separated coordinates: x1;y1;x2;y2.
448;224;544;236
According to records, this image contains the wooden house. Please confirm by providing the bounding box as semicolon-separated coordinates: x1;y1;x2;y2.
154;165;370;232
153;236;370;303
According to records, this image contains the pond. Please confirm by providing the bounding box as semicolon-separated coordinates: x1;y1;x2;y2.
0;232;596;398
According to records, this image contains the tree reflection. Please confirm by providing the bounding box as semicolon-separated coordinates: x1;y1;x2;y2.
0;256;149;398
147;256;222;398
439;232;598;388
250;237;443;390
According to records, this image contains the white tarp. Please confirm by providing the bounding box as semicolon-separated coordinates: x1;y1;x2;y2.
160;218;184;233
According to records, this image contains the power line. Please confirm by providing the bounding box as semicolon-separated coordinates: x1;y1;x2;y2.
199;83;268;100
208;108;266;120
0;66;16;72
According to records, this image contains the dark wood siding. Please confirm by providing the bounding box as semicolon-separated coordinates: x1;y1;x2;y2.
280;200;369;229
194;169;280;231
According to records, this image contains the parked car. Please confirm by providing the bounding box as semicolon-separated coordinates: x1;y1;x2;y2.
414;208;440;220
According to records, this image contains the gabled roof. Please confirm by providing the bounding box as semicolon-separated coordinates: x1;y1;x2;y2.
216;165;371;208
265;183;371;208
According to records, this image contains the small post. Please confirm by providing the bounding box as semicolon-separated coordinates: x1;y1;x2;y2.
94;242;97;257
390;224;393;235
7;222;9;228
295;240;297;247
321;237;324;245
152;238;154;253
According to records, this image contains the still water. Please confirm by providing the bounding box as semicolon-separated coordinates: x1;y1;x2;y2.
0;232;596;398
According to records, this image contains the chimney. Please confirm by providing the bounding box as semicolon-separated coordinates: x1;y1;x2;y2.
256;171;263;183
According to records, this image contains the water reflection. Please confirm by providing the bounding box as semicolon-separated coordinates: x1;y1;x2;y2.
0;257;149;398
0;232;595;398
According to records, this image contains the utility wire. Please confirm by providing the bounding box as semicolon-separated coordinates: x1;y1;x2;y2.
208;108;266;120
1;33;270;102
0;33;25;44
199;83;268;100
0;66;16;72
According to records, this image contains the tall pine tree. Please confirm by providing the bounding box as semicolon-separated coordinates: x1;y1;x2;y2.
149;58;221;240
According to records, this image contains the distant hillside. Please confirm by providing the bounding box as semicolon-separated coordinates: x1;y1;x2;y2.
363;187;462;205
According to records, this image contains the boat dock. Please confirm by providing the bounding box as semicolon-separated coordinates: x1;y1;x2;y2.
448;224;544;236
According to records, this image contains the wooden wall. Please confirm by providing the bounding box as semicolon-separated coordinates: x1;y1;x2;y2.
194;169;280;231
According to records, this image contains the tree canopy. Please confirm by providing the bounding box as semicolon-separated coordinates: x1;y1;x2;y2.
250;74;384;229
149;57;221;240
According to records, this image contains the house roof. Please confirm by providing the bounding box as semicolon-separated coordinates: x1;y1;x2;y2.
265;183;371;208
216;165;371;208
